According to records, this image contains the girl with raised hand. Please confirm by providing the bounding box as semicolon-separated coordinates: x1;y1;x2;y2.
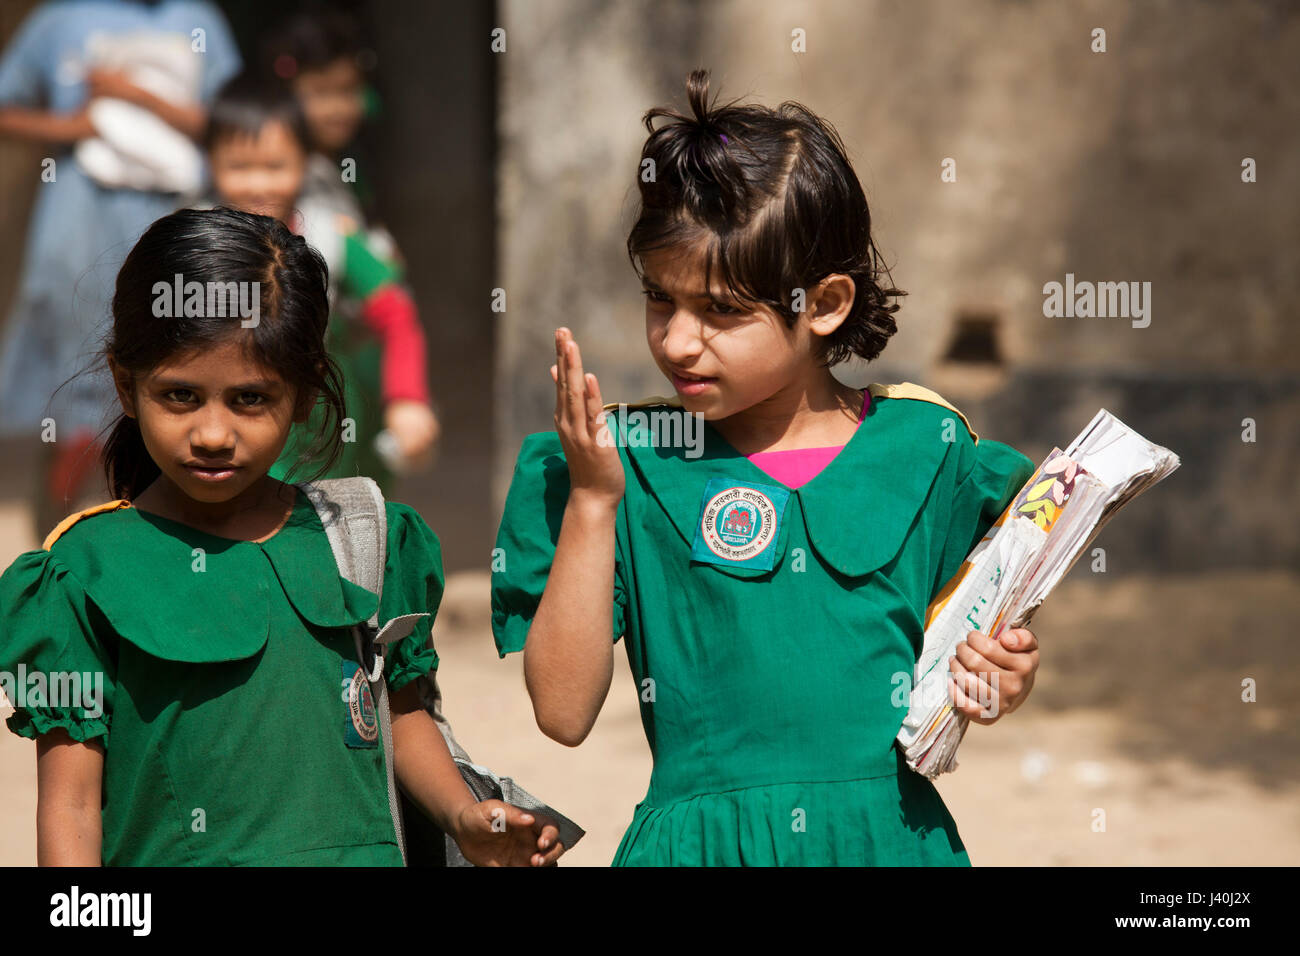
492;70;1041;866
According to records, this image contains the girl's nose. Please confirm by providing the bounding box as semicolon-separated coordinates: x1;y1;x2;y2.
190;408;236;453
661;308;705;364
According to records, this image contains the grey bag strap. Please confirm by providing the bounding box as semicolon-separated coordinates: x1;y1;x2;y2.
301;477;588;862
299;477;407;864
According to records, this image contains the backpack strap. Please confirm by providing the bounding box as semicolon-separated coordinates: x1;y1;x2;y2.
299;476;408;865
301;477;588;864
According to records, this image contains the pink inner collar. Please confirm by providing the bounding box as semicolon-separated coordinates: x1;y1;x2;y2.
747;389;870;458
745;390;870;489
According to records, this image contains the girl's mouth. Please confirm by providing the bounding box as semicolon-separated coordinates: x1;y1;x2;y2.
185;465;240;482
671;372;717;396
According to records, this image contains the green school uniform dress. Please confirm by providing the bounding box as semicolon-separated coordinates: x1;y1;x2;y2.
0;486;443;866
491;383;1036;866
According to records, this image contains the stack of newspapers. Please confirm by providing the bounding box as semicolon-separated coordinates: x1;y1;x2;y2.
897;409;1181;778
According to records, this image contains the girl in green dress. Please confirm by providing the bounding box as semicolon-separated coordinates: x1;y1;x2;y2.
0;207;561;867
491;70;1042;866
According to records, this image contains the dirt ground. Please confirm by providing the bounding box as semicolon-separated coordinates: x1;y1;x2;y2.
2;499;1297;867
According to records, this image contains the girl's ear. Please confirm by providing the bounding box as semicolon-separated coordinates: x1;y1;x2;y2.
108;358;138;418
805;274;856;340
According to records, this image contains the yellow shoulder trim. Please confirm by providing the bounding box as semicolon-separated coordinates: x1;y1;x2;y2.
602;395;684;411
867;382;979;444
43;500;133;551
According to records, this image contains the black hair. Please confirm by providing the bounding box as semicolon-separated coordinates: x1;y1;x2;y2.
101;206;347;500
203;72;311;155
627;69;905;366
262;9;368;79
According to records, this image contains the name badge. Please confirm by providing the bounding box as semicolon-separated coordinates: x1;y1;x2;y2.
690;477;790;572
343;660;379;749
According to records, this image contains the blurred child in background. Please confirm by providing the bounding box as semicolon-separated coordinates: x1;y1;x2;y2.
262;9;377;222
200;73;438;492
0;0;240;536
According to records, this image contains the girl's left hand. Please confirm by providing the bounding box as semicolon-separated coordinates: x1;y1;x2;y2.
452;800;565;867
947;627;1039;725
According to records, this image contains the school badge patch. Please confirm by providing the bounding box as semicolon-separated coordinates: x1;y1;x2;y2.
343;660;379;748
690;477;790;572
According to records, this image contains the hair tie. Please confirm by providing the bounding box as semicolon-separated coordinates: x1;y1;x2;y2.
719;133;729;144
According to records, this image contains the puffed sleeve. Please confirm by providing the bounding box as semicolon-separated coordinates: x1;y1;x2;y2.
929;438;1036;604
491;431;629;658
0;550;114;743
379;502;443;693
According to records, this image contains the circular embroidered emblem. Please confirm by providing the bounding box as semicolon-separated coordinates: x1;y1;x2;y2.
347;668;379;743
700;485;779;561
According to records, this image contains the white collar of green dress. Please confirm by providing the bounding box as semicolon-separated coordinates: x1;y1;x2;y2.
601;384;976;579
42;486;379;663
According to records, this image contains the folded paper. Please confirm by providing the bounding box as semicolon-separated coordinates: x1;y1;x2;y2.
897;409;1181;777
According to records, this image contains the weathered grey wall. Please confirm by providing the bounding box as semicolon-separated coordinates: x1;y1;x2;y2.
496;0;1300;571
495;0;708;499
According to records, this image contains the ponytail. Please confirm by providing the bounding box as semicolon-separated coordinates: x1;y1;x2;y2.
643;69;752;226
102;413;159;502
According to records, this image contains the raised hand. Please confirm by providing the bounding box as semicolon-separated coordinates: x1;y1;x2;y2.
551;327;624;507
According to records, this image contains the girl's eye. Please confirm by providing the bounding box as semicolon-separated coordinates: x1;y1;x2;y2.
710;301;739;315
162;390;267;406
641;289;672;305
